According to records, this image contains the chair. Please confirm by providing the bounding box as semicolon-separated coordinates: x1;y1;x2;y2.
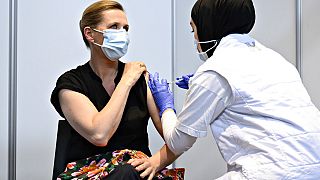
52;120;72;180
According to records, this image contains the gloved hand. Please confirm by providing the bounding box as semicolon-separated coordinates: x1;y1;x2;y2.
148;72;176;117
175;74;194;89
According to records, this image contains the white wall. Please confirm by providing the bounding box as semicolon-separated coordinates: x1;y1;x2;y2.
250;0;296;65
0;0;9;179
1;0;320;179
15;0;172;179
16;0;91;178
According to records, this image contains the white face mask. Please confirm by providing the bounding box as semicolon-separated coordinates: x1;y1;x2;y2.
194;39;218;61
93;28;130;61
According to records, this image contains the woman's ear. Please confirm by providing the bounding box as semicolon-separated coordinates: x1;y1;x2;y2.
84;27;94;44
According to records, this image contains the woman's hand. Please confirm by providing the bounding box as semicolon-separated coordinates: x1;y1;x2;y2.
121;61;147;87
127;157;159;180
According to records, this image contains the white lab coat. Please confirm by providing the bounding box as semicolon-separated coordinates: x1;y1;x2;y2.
174;34;320;179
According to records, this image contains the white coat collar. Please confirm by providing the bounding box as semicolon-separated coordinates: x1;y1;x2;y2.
217;34;256;49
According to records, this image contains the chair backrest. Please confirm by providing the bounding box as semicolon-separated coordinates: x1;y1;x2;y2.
52;120;72;180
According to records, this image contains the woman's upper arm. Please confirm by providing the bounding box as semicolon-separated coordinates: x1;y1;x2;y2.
59;89;99;142
144;72;164;138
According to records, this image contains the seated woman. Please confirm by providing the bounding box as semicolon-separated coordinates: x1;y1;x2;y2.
50;0;180;179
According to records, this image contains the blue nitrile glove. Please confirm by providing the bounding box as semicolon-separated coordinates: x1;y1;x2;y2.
175;74;194;89
148;72;176;117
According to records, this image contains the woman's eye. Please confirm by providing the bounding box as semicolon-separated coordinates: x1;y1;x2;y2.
110;24;118;29
108;24;129;31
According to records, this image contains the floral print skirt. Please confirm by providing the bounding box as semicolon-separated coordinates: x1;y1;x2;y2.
57;149;184;180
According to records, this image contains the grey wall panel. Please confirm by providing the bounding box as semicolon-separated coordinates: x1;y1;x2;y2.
250;0;296;65
16;0;171;178
301;0;320;109
0;0;9;179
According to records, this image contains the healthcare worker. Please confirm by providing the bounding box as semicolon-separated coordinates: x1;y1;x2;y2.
148;0;320;179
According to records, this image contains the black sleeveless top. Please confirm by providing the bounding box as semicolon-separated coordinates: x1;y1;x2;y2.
50;61;151;163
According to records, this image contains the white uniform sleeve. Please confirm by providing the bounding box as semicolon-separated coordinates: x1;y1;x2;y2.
161;71;233;155
176;71;233;138
161;110;197;155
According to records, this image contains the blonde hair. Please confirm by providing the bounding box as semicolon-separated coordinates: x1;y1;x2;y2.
80;0;124;47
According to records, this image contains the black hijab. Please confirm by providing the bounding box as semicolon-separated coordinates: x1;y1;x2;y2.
191;0;255;58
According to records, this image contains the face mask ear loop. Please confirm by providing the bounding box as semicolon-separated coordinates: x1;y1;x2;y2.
202;40;218;53
92;28;104;34
196;40;218;53
93;41;102;47
198;39;217;44
90;28;103;47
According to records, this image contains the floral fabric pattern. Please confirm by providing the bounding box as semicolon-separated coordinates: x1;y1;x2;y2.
57;149;184;180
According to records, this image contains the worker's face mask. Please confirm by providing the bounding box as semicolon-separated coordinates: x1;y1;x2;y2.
194;39;218;61
92;28;130;61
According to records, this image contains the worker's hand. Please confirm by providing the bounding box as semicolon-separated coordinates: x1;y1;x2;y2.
175;74;194;89
148;72;175;117
121;61;146;88
127;158;159;180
